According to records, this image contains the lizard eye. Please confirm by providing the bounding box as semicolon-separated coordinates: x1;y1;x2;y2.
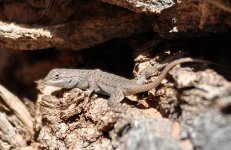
53;74;60;80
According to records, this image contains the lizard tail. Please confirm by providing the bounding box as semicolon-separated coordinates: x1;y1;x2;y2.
126;57;212;95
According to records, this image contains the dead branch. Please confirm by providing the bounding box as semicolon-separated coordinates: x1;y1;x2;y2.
0;84;33;134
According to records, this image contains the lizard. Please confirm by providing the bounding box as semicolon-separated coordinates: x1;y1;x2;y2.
43;57;210;106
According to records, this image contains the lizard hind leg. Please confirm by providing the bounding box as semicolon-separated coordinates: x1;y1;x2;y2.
108;89;125;108
107;89;126;113
97;83;125;109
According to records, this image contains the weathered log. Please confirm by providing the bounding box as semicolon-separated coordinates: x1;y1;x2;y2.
0;84;34;149
100;0;175;14
0;0;153;50
37;87;191;149
34;48;231;149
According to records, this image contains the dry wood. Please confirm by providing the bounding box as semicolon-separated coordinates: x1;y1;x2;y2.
37;88;189;149
0;0;153;50
0;113;26;149
0;84;33;134
0;13;151;50
100;0;175;14
0;0;230;50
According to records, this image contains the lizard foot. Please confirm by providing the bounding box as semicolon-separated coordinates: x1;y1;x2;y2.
107;101;126;113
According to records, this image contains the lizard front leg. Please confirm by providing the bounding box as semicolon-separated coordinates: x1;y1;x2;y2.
74;77;95;97
86;80;100;97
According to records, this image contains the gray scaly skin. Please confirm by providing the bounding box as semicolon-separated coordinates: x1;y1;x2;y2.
43;58;209;105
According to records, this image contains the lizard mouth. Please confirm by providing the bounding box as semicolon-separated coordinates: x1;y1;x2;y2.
42;79;50;85
42;77;54;85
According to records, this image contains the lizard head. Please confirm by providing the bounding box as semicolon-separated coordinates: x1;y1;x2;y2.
43;69;78;88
